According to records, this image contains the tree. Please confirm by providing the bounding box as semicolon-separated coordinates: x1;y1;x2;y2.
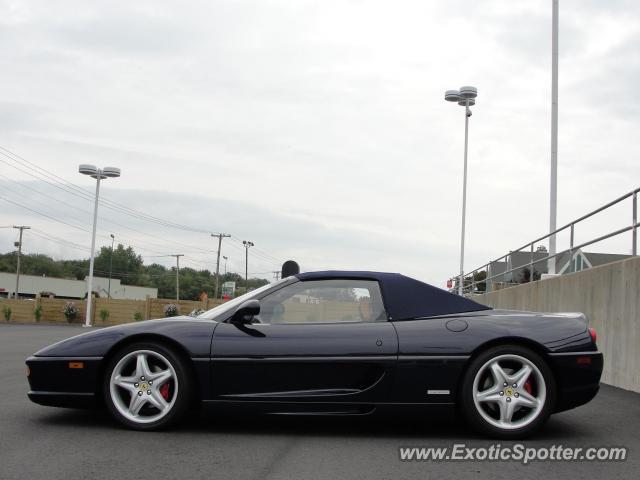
472;270;487;292
0;246;269;301
520;267;541;284
456;270;487;293
60;259;89;280
93;244;143;285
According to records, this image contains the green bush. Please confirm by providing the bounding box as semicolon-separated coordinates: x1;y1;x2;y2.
99;309;110;323
133;311;144;322
34;305;42;322
163;304;179;317
2;306;11;322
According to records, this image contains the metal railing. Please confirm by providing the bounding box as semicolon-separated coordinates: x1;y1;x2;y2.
450;187;639;294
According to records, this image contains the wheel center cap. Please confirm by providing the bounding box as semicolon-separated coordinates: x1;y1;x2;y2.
504;387;514;397
140;383;148;391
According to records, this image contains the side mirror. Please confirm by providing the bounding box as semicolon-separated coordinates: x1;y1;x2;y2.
230;299;260;324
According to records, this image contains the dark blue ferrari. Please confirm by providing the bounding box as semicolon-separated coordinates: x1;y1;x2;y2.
26;271;602;438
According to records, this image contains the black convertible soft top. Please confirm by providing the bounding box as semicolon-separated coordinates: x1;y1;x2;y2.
296;271;491;321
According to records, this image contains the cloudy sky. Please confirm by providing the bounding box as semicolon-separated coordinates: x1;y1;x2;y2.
0;0;639;286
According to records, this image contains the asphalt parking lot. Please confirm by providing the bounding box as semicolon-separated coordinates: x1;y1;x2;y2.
0;324;637;480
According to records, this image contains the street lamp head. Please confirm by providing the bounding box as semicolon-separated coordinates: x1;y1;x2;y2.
458;86;478;99
102;167;121;178
79;164;99;176
445;90;461;102
458;98;476;106
79;165;121;179
110;234;115;239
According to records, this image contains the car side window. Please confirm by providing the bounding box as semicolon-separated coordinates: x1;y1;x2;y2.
257;280;387;324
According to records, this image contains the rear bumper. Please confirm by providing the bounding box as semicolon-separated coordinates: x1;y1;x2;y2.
548;351;603;412
26;355;102;409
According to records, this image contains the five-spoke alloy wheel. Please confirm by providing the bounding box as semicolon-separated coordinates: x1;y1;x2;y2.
461;345;556;439
104;342;192;430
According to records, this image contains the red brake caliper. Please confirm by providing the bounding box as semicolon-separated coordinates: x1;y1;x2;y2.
160;382;171;400
524;379;533;395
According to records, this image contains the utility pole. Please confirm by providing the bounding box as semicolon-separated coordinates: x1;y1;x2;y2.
211;233;230;299
13;225;30;299
171;254;184;300
223;256;228;276
242;241;254;286
108;234;115;298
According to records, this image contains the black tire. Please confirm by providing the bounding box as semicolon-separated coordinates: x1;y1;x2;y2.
103;342;193;431
459;344;556;439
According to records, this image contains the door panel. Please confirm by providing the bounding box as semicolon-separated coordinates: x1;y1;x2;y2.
210;321;398;403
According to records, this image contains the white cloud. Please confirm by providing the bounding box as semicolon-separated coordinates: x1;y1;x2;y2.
0;0;639;286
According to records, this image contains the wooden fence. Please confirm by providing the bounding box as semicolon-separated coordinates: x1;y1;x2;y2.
0;296;225;325
0;299;38;322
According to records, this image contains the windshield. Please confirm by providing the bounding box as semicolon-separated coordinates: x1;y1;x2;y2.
198;277;292;320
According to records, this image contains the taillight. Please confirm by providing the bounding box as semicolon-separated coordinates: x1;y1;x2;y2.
589;327;597;344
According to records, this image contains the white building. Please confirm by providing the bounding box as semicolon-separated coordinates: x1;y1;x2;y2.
0;272;157;300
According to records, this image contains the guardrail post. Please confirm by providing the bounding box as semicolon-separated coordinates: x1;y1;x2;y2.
633;192;637;256
530;244;534;282
505;254;511;284
568;223;575;272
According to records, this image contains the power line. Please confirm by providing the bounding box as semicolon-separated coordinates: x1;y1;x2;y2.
0;160;281;269
0;145;287;269
0;195;89;233
11;229;243;281
0;194;278;275
29;229;90;252
230;235;282;264
0;146;215;234
0;170;222;257
0;188;217;260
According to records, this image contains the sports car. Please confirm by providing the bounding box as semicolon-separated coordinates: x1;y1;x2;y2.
26;271;603;438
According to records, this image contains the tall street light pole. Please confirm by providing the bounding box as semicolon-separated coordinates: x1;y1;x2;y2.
79;165;121;327
108;233;115;298
171;254;184;300
445;86;478;295
549;0;559;274
212;233;230;299
242;240;254;286
13;225;30;299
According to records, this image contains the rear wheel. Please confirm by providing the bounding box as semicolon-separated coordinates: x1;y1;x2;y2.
460;345;556;439
103;342;192;430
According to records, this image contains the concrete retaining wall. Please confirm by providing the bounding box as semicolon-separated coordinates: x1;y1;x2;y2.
478;256;640;393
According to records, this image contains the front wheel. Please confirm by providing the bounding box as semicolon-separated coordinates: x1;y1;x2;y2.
103;342;193;430
460;345;556;439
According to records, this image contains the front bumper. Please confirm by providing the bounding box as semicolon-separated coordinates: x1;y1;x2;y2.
26;355;103;409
